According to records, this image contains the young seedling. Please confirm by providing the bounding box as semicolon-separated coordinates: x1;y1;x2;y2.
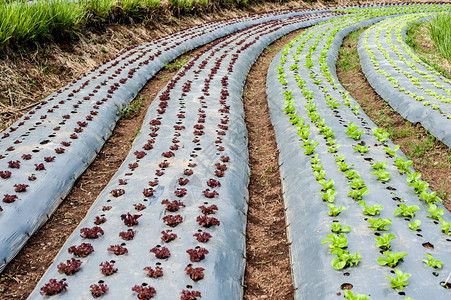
318;179;335;191
393;204;420;219
346;122;364;140
386;269;411;290
328;204;347;217
349;178;366;190
377;251;408;267
371;161;388;171
370;169;391;182
419;191;442;204
427;204;444;221
344;290;371;300
372;128;390;142
408;179;429;194
408;220;421;231
327;222;351;234
384;145;400;158
394;157;412;174
330;248;362;270
320;189;337;203
321;234;348;249
354;144;369;153
440;219;451;235
422;253;444;269
375;233;396;250
337;161;353;172
358;201;384;216
367;218;392;231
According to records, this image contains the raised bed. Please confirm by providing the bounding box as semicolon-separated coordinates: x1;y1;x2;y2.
28;11;336;299
267;4;451;299
0;6;331;273
358;13;451;148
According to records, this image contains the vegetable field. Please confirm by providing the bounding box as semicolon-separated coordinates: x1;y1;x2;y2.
0;2;450;300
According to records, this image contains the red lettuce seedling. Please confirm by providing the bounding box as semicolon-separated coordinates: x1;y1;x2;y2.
187;248;209;262
119;179;127;185
131;285;156;299
94;216;106;225
80;226;104;239
159;161;170;168
107;245;128;255
129;163;138;170
100;261;118;275
134;203;146;211
144;266;163;278
197;215;220;228
199;205;218;215
102;206;112;211
178;178;189;185
161;230;177;243
55;148;65;154
162;151;175;158
3;194;18;203
40;279;68;296
57;258;82;275
148;180;159;186
14;184;29;192
28;175;37;181
90;283;108;298
155;170;164;176
220;156;229;162
161;199;185;212
35;163;45;171
150;246;171;259
68;243;94;257
202;190;218;198
215;163;227;171
119;230;135;240
181;290;202;300
134;151;146;159
163;215;183;227
111;189;125;197
121;213;142;226
184;169;193;176
22;154;32;160
174;188;187;197
0;171;11;179
143;188;154;197
44;156;55;162
194;232;212;243
206;179;221;188
185;265;205;281
215;170;224;177
8;160;20;168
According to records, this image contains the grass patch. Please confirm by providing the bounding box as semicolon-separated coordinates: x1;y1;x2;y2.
428;13;451;61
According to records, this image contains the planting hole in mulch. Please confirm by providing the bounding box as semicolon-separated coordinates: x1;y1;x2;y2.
340;283;353;290
422;242;434;249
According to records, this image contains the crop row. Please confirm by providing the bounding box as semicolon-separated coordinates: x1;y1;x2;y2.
0;7;332;273
358;12;451;148
267;4;451;300
28;11;336;300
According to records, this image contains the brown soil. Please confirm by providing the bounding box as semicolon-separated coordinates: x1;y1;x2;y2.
243;30;306;300
0;47;202;299
336;28;451;211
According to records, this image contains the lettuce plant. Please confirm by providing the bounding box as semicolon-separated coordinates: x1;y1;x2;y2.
372;128;389;142
427;204;444;220
321;234;348;249
187;248;209;262
185;265;205;281
144;266;163;278
375;233;396;250
353;144;369;153
344;290;371;300
377;251;408;267
393;204;420;219
161;230;177;243
419;191;442;204
367;218;392;231
394;156;412;173
370;169;390;182
68;243;94;257
330;248;361;270
150;246;171;259
131;285;156;299
90;283;108;298
422;253;444;269
327;222;351;234
386;269;410;290
358;201;383;216
384;145;399;158
408;220;421;231
194;232;212;243
163;215;183;227
348;187;369;201
197;215;220;227
327;204;347;217
440;219;451;235
108;245;128;255
181;290;201;300
57;258;82;275
100;261;117;275
319;189;337;203
346;122;364;140
40;279;68;296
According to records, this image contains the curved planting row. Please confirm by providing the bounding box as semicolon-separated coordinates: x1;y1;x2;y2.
358;13;451;148
267;4;451;300
0;6;330;273
28;11;337;299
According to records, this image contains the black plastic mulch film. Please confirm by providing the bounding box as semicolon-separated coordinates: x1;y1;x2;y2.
28;11;334;300
0;7;328;274
267;6;451;300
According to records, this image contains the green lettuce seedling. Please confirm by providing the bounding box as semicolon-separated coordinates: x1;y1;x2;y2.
327;203;347;217
394;204;420;219
354;144;369;153
386;269;410;290
377;251;408;267
394;157;413;174
440;219;451;235
372;128;390;142
320;189;337;203
371;161;388;171
367;218;392;231
370;169;391;182
408;220;421;231
419;191;442;204
330;248;361;270
344;290;371;300
422;253;444;269
318;179;334;191
375;233;396;250
384;145;400;157
321;234;348;249
328;222;351;234
348;187;369;201
346;122;364;140
359;201;383;216
427;204;444;220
